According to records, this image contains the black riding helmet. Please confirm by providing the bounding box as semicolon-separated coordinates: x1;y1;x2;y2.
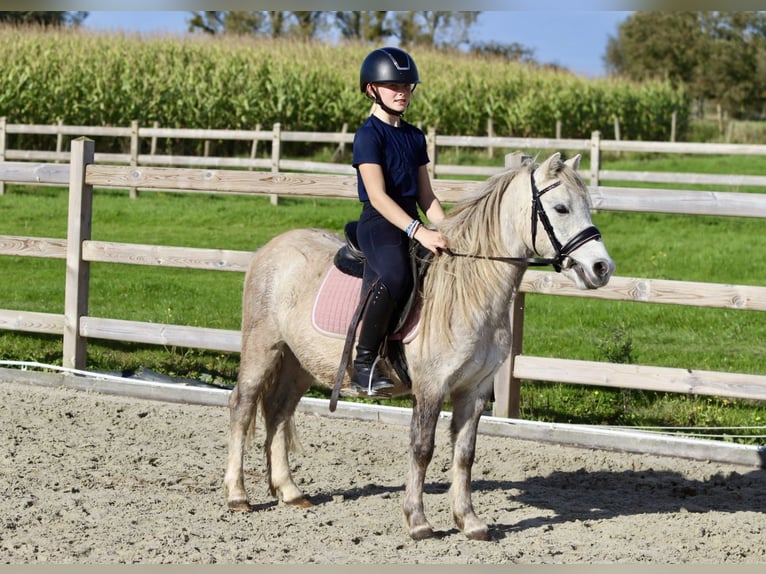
359;47;420;117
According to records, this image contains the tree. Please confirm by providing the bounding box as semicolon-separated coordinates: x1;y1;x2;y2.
288;12;329;40
469;40;535;63
186;11;483;52
605;11;766;119
0;12;87;27
694;12;766;118
188;12;267;35
188;11;329;39
333;11;391;42
604;12;703;85
390;11;478;49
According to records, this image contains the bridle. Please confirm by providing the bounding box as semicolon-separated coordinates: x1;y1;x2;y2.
443;170;603;272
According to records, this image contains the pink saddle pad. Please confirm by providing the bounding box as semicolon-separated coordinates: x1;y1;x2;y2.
311;265;420;343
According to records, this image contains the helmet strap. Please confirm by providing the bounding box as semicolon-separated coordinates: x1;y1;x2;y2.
369;86;405;118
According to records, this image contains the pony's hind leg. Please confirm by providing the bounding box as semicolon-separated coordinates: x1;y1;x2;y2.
223;339;283;511
448;381;494;541
262;347;315;507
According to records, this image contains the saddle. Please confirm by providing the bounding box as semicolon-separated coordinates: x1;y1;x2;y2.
329;221;433;408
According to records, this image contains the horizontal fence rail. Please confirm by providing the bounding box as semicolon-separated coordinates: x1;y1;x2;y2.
3;119;766;196
2;133;766;423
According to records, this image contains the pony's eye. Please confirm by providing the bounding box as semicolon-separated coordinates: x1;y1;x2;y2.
554;204;569;214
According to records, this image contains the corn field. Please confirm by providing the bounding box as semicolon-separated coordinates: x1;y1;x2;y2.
0;26;691;153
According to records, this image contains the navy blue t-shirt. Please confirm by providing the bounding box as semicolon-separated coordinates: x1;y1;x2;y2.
352;114;429;206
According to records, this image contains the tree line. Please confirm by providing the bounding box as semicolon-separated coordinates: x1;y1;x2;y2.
605;12;765;119
3;10;764;119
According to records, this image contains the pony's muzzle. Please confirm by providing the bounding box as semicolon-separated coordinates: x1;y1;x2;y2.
593;258;614;280
566;254;615;289
586;257;615;287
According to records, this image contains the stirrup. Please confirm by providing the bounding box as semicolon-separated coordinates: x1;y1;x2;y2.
351;356;394;396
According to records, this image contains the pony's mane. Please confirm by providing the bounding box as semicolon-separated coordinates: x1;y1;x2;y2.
418;155;589;351
418;166;527;351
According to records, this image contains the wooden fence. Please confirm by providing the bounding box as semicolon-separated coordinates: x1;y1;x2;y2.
4;118;766;196
2;134;766;420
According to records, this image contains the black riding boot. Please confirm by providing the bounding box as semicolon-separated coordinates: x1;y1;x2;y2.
351;281;396;393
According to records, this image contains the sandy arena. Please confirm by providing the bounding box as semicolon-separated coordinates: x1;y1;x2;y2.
2;377;765;564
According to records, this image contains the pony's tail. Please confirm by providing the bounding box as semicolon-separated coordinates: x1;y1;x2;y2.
257;390;304;456
245;407;258;449
261;394;304;499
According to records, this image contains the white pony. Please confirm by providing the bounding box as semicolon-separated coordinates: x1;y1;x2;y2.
224;152;615;540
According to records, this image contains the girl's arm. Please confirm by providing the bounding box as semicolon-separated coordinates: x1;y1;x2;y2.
416;165;447;225
359;162;417;231
359;163;449;255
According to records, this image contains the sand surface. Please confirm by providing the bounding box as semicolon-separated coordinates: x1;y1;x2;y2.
2;379;765;564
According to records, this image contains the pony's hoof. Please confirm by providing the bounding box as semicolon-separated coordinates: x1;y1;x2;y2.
284;496;313;508
227;499;253;512
465;526;492;541
409;524;435;540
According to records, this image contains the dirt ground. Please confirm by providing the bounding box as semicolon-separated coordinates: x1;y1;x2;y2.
2;378;766;564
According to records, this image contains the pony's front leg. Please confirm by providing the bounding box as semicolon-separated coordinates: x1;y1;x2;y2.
403;393;443;540
448;382;494;541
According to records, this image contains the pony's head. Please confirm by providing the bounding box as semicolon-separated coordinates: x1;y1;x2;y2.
520;152;615;289
421;152;614;349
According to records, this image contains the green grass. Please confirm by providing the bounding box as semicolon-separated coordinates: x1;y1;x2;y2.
1;153;765;443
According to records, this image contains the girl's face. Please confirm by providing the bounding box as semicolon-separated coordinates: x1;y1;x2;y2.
369;82;413;114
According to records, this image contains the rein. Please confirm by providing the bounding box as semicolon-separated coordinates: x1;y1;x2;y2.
443;170;602;272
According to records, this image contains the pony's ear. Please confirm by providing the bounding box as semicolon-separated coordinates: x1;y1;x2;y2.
564;154;582;171
536;152;561;179
505;151;533;170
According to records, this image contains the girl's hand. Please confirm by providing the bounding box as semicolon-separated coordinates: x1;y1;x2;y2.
414;226;448;255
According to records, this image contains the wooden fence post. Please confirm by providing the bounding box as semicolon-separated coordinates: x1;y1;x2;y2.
492;150;532;419
671;111;677;143
492;292;525;419
55;119;64;162
717;104;724;136
0;116;5;196
589;130;601;188
332;122;348;162
130;120;139;199
150;121;159;155
63;137;95;371
426;127;436;180
249;122;262;170
270;123;281;206
486;117;494;159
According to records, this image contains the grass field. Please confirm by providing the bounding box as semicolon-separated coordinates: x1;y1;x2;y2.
1;151;765;443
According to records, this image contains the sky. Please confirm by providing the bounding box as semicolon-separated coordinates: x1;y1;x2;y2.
82;11;633;78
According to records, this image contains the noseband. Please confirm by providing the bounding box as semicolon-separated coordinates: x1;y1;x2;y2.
444;170;603;272
528;171;603;271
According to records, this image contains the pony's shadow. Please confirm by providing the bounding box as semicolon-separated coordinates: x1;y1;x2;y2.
310;466;766;539
481;466;766;539
309;482;460;539
309;483;404;506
